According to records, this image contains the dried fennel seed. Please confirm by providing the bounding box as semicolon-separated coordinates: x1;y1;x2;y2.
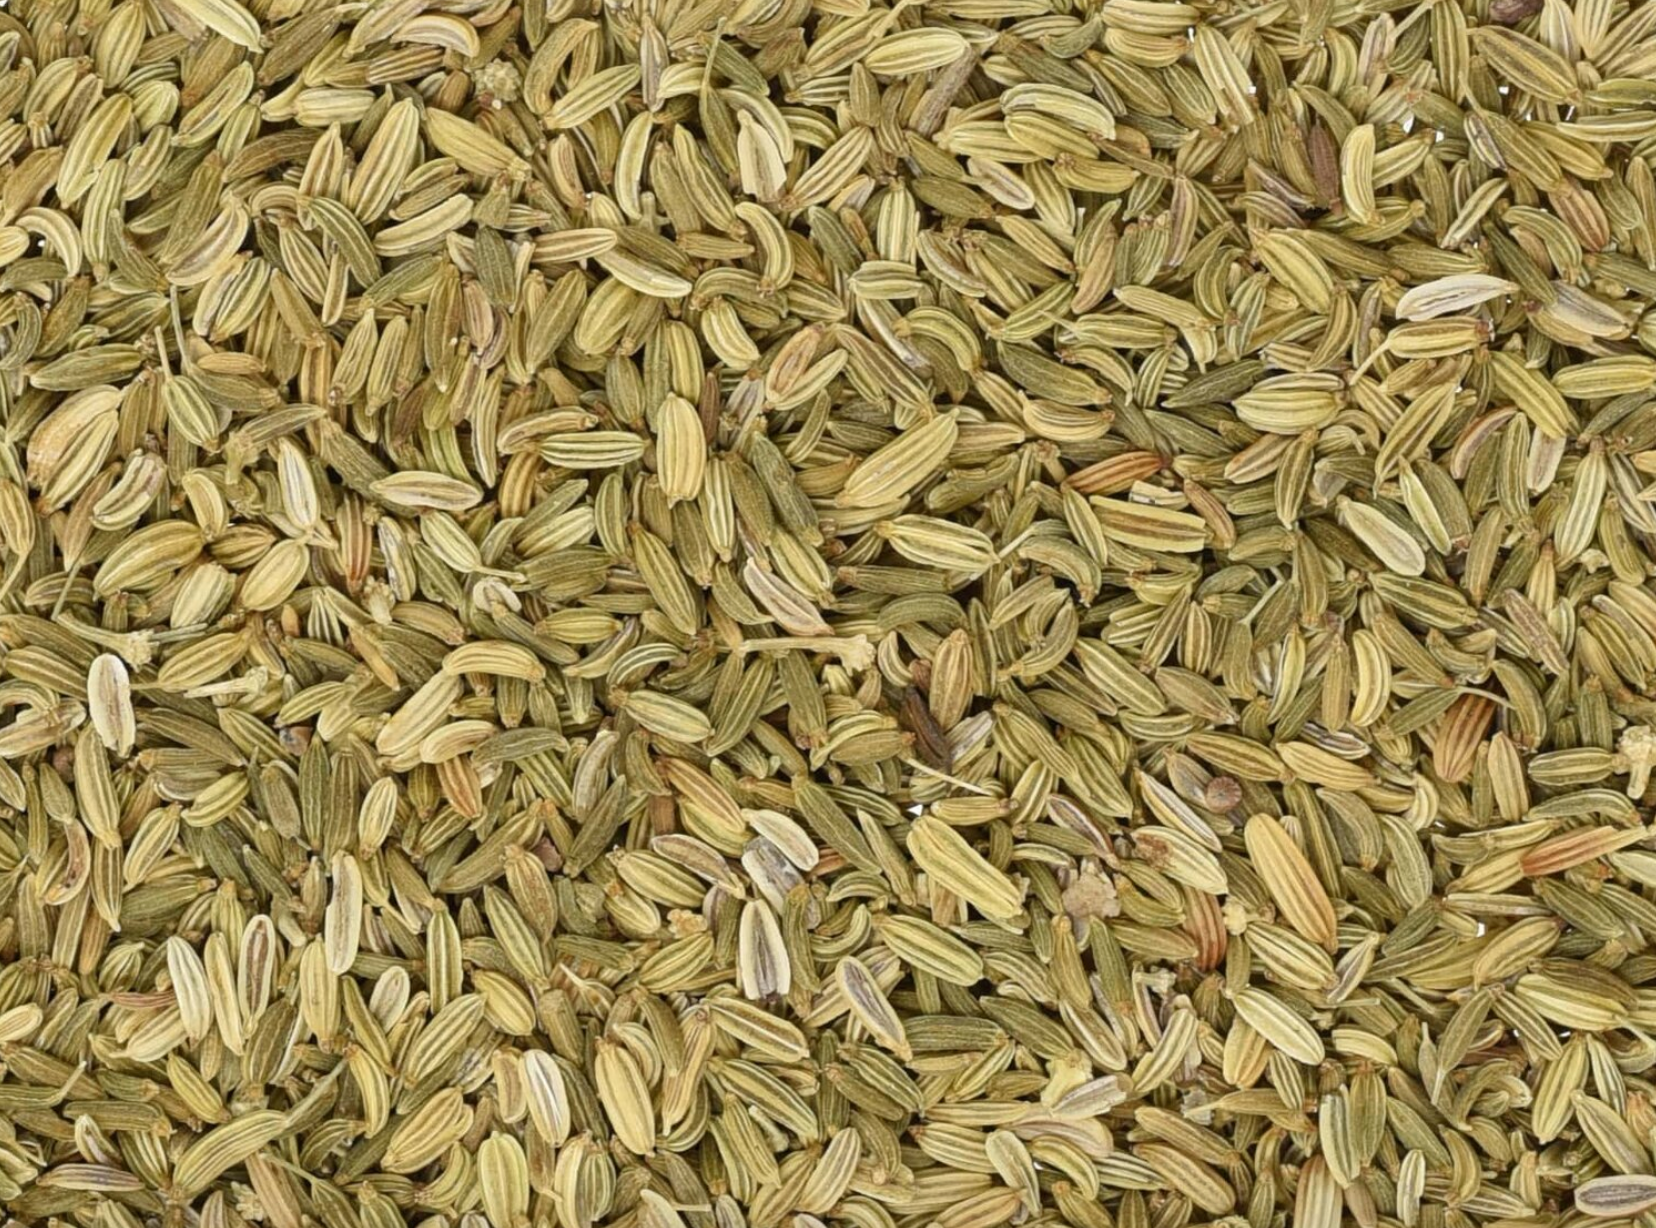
12;0;1656;1226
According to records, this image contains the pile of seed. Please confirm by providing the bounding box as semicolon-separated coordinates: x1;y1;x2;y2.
11;0;1656;1224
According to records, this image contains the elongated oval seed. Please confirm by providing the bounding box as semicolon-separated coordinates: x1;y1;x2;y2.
171;1111;289;1196
906;816;1024;921
1243;814;1337;950
1577;1176;1656;1217
837;954;911;1058
595;1038;656;1154
87;654;135;755
738;899;790;1000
